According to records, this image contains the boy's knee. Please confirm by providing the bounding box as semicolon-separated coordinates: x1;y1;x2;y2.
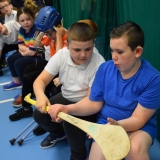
33;109;51;125
33;109;42;123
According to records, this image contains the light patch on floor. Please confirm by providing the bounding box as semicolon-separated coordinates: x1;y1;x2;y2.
0;81;10;86
0;98;14;104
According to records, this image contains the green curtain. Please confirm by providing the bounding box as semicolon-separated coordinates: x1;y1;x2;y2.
116;0;160;70
53;0;160;70
52;0;116;60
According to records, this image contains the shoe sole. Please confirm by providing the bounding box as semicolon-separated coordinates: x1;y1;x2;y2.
9;113;33;121
33;130;47;136
12;104;22;108
3;86;22;91
1;66;7;68
40;136;67;149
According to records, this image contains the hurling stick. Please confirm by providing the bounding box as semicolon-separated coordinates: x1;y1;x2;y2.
24;93;130;160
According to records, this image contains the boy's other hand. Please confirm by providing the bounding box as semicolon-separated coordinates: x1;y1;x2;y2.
48;104;69;123
36;94;51;113
55;25;65;37
0;23;7;35
53;77;61;87
107;117;119;125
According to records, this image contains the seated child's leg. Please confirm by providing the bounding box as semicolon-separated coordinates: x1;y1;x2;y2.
126;130;152;160
88;142;105;160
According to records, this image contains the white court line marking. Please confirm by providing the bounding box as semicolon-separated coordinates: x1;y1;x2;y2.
0;82;10;86
0;98;14;104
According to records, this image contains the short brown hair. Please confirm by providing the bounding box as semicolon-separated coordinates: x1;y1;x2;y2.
0;0;10;3
110;21;144;51
17;0;39;21
78;19;98;38
67;22;95;43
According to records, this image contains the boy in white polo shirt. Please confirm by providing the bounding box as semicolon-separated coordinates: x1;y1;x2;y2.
0;20;20;45
0;0;18;75
33;22;105;160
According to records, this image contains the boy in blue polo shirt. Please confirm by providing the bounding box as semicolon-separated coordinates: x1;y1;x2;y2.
49;21;160;160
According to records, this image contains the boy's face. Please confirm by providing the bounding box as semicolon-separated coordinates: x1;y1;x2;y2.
0;1;12;16
110;36;142;75
67;40;94;65
46;30;56;41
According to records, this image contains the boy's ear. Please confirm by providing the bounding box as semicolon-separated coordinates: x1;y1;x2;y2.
135;46;143;58
10;4;13;9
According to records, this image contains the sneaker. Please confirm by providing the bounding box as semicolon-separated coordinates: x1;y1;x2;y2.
40;134;66;149
3;81;22;90
12;94;22;107
0;70;4;76
1;63;7;68
33;125;47;136
9;107;33;121
1;59;7;68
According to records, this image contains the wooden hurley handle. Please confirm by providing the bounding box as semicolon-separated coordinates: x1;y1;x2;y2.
24;93;130;160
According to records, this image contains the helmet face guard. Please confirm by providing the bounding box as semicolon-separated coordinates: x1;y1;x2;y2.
35;6;62;32
33;31;52;53
33;31;45;50
33;31;43;54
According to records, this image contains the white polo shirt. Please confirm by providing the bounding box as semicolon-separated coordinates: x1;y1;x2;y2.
5;9;17;23
1;21;20;45
45;47;105;102
0;10;18;49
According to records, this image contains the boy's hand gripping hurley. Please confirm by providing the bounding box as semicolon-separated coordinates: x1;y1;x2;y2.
24;93;130;160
